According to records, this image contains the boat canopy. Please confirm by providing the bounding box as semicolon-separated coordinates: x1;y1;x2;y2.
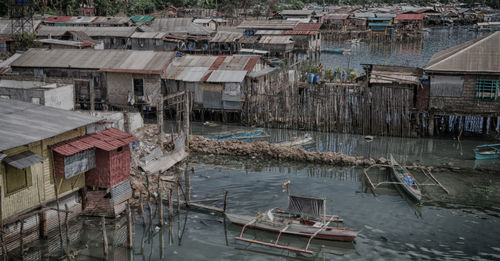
287;195;325;217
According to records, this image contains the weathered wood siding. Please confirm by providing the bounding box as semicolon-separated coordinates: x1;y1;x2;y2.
106;72;161;105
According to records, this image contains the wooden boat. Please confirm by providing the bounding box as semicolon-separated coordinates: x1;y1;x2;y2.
276;133;313;147
205;129;265;140
321;48;350;55
228;195;359;254
389;154;422;202
474;144;500;159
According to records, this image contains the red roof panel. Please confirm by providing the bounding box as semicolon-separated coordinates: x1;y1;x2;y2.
44;16;73;23
51;127;137;155
244;56;260;72
395;14;424;20
210;56;227;70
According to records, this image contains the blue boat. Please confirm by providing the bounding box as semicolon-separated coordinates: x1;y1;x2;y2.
389;154;422;202
474;144;500;159
206;129;265;141
321;48;350;55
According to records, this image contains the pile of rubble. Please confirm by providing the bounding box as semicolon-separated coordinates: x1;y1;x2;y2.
128;125;181;206
189;135;377;166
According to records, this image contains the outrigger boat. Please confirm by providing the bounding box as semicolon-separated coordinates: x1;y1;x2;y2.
227;190;359;254
473;144;500;159
389;155;422;202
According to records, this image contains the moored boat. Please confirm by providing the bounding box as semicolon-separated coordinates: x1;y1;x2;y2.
473;144;500;159
389;154;422;202
205;129;265;140
276;133;313;147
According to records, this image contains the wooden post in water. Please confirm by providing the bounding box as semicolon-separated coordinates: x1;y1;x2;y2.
223;191;228;213
64;204;70;246
127;201;133;249
184;162;190;204
157;98;164;137
101;216;108;259
168;189;173;217
184;91;190;150
157;174;164;226
19;220;23;258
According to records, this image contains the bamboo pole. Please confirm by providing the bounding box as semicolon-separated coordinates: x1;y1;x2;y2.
64;204;70;246
223;191;228;213
139;194;146;226
19;221;23;258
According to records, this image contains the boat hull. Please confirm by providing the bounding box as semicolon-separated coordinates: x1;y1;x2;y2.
226;213;358;242
389;155;422;202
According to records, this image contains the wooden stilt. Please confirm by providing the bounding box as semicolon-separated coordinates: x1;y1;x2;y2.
168;189;173;217
64;204;70;246
223;191;228;213
19;220;23;258
0;187;7;261
102;216;108;259
139;194;146;226
127;201;134;249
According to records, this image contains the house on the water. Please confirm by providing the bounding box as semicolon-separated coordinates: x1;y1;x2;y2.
422;31;500;135
0;99;98;252
9;49;176;110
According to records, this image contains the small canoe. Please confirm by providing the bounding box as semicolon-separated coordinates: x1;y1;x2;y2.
227;212;358;242
389;154;422;202
276;134;313;147
474;144;500;160
321;48;350;55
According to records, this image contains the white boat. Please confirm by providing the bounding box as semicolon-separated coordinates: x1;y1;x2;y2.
276;133;313;147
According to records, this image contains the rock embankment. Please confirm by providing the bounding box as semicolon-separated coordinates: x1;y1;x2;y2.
189;135;377;166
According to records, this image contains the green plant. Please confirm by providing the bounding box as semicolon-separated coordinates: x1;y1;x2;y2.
334;66;342;81
325;68;333;82
12;33;41;51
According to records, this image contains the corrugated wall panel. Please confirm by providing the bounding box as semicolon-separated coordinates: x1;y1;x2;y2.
201;83;223;109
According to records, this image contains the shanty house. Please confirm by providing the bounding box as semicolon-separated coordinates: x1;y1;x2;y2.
256;35;294;58
278;10;317;22
163;54;268;117
395;14;424;34
323;14;349;31
193;18;217;31
283;23;322;55
0;99;98;251
130;32;178;51
209;31;243;54
51;127;137;217
36;26;137;49
367;17;393;35
423;32;500;117
9;49;176;109
237;20;299;35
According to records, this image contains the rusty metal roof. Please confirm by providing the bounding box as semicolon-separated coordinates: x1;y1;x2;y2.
36;25;137;37
395;14;424;20
210;31;243;43
258;35;294;44
52;127;138;156
44;16;73;23
146;18;213;36
280;10;315;16
0;99;99;151
130;32;167;39
67;16;97;24
293;23;322;31
11;49;175;74
206;70;247;83
424;32;500;73
92;16;131;25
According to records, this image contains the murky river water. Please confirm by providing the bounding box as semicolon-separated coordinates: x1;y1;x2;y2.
321;26;490;73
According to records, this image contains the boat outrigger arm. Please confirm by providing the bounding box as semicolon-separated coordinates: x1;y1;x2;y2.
234;214;339;254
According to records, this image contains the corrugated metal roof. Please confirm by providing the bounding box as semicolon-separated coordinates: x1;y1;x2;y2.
130;32;167;39
258;35;294;44
210;31;243;43
3;150;45;169
11;49;175;74
52;127;138;155
353;12;375;18
324;14;349;20
280;10;315;16
36;25;137;38
395;14;424;20
130;16;155;23
293;23;322;31
44;16;73;23
67;16;97;24
193;19;213;24
255;30;283;35
370;70;419;84
35;38;94;47
283;30;317;35
206;70;247;83
368;17;393;21
145;18;213;36
0;99;99;151
165;66;210;82
0;53;22;69
92;16;131;25
424;32;500;73
247;67;276;78
368;22;392;27
237;20;299;30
